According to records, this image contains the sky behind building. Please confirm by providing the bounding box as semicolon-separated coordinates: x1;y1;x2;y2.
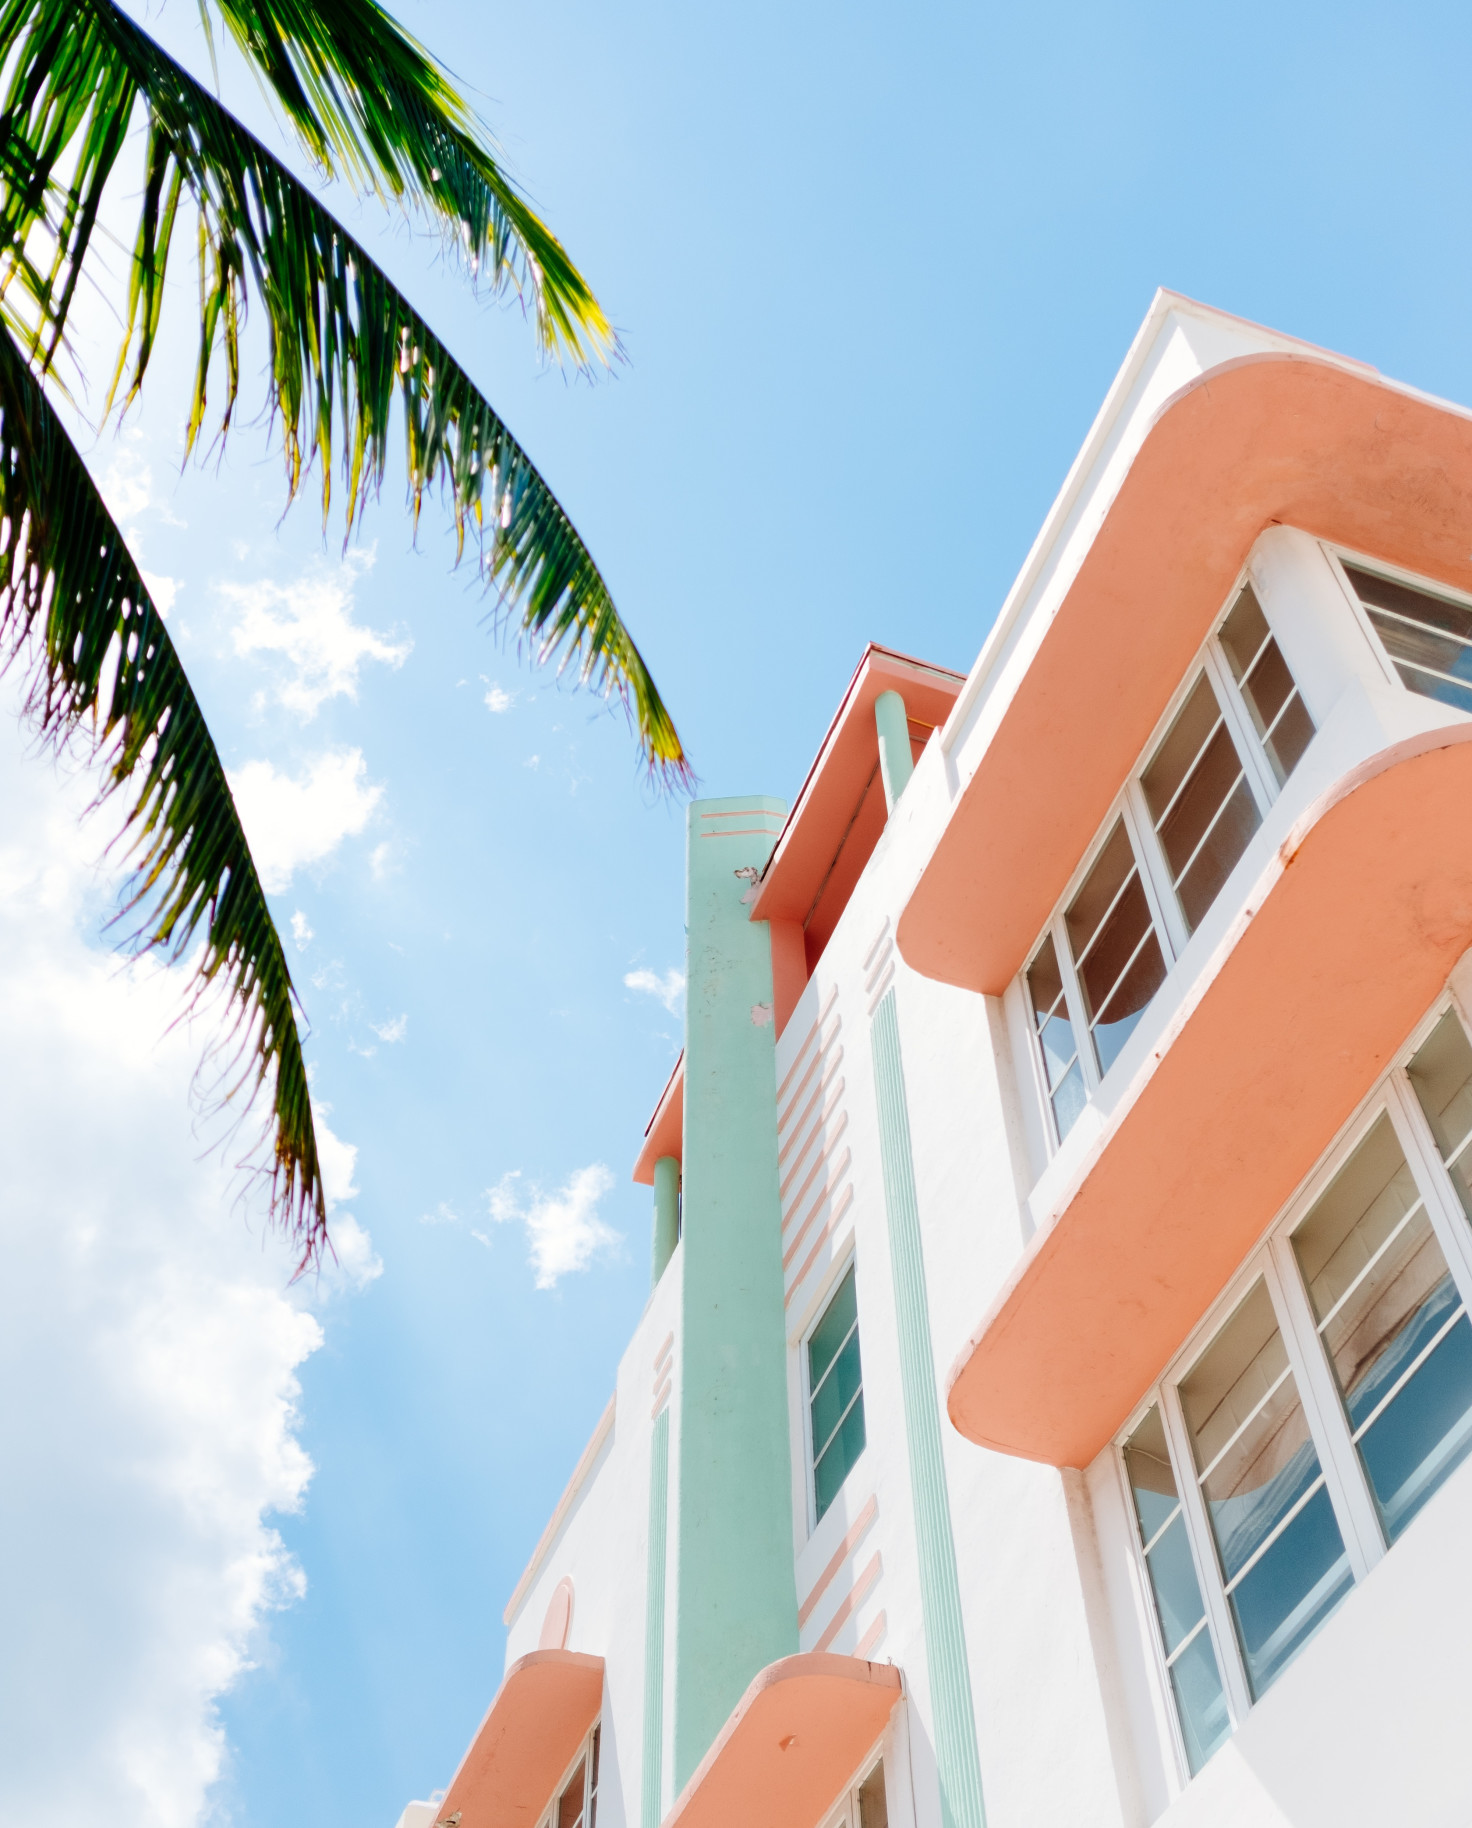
4;1;1472;1824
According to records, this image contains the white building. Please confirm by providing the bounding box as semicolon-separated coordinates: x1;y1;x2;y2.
400;292;1472;1828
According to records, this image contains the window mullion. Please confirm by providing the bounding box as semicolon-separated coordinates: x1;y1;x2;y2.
1386;1068;1472;1318
1261;1237;1384;1578
1110;1438;1194;1792
1205;642;1278;815
1053;911;1100;1094
1158;1378;1252;1727
1122;779;1187;962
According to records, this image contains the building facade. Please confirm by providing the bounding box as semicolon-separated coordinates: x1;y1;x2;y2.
398;293;1472;1828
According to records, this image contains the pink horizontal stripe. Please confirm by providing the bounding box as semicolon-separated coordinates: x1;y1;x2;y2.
780;1107;848;1203
813;1552;882;1654
778;1065;845;1171
697;827;782;838
785;1194;855;1305
781;1126;850;1230
775;989;838;1103
650;1378;672;1418
783;1178;854;1275
653;1332;674;1374
797;1495;878;1628
854;1610;887;1660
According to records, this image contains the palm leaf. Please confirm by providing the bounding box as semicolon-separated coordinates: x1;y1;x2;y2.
0;0;688;784
0;320;327;1270
203;0;617;367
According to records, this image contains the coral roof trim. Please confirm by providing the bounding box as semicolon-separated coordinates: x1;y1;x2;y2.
633;1051;684;1186
438;1650;604;1828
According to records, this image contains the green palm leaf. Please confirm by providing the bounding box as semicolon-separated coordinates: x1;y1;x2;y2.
0;0;687;783
0;321;326;1270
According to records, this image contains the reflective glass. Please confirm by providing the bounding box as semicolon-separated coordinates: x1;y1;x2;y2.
1218;586;1315;785
1179;1282;1351;1697
1026;933;1085;1142
1407;1009;1472;1222
1141;674;1261;934
1065;821;1167;1076
1345;563;1472;716
1122;1406;1230;1771
810;1266;866;1520
1292;1114;1472;1541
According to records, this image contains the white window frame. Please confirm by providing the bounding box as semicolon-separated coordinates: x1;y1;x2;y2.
536;1720;601;1828
802;1251;866;1534
819;1751;889;1828
1323;541;1472;710
1023;575;1295;1150
1116;986;1472;1785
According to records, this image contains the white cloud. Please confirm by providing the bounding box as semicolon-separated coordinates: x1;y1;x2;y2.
314;1106;360;1209
290;910;313;952
140;570;179;618
368;841;394;881
523;754;540;770
227;749;382;892
371;1013;408;1043
100;445;154;521
484;683;514;713
319;1213;383;1293
624;966;686;1015
0;706;358;1826
487;1164;620;1290
223;553;411;720
418;1201;459;1226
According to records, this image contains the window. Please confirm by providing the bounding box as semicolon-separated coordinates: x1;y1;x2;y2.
1023;585;1314;1146
1343;562;1472;715
823;1758;888;1828
1120;1000;1472;1777
809;1263;866;1522
540;1725;600;1828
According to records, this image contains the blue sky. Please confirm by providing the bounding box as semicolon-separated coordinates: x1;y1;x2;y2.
7;1;1472;1824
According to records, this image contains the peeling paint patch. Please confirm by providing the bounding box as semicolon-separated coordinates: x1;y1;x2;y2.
751;1002;774;1027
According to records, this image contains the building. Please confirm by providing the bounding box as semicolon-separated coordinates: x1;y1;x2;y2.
396;291;1472;1828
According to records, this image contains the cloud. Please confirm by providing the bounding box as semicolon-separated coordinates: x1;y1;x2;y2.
223;554;410;720
370;1014;407;1043
227;749;382;892
314;1106;360;1209
100;445;155;521
140;570;179;618
484;682;515;713
368;841;394;881
624;966;686;1015
290;910;313;952
418;1201;459;1226
319;1213;383;1293
486;1164;620;1289
0;706;370;1826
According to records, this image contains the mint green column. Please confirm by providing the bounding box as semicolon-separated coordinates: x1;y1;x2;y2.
673;796;799;1788
642;1408;671;1828
651;1155;681;1287
874;688;914;812
871;988;987;1828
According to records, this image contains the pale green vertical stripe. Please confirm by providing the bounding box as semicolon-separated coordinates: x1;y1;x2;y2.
871;988;987;1828
642;1407;671;1828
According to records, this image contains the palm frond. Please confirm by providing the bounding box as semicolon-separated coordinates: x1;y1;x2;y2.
0;321;327;1271
204;0;617;367
0;0;688;784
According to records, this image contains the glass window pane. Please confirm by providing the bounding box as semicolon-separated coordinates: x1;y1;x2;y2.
1345;564;1472;715
1179;1281;1351;1697
1407;1009;1472;1221
1167;1624;1232;1775
857;1763;888;1828
811;1267;866;1521
1123;1406;1230;1769
1065;822;1167;1077
1141;674;1261;934
1292;1113;1472;1542
1027;934;1085;1142
557;1758;586;1828
1219;585;1315;786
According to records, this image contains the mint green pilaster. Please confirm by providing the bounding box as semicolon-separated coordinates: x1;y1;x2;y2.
673;796;799;1788
651;1155;680;1287
871;988;987;1828
642;1408;671;1828
874;688;914;812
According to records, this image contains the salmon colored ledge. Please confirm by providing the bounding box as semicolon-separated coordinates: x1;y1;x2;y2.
661;1653;901;1828
438;1650;605;1828
946;727;1472;1468
633;1053;684;1186
897;351;1472;997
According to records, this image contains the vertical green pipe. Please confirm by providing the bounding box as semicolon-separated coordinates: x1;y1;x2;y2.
651;1155;681;1287
673;795;799;1788
641;1408;671;1828
871;988;987;1828
875;689;914;812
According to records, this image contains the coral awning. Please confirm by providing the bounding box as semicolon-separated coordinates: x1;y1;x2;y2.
438;1650;605;1828
897;351;1472;997
947;729;1472;1468
662;1654;901;1828
633;1052;684;1186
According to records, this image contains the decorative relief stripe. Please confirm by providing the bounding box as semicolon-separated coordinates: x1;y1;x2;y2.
779;1102;848;1200
782;1143;852;1240
782;1181;854;1277
777;1058;845;1166
861;917;892;973
651;1377;673;1419
865;961;896;1017
776;986;839;1101
854;1611;887;1660
813;1551;882;1654
786;1213;854;1306
654;1332;674;1374
797;1494;878;1628
777;1010;841;1124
